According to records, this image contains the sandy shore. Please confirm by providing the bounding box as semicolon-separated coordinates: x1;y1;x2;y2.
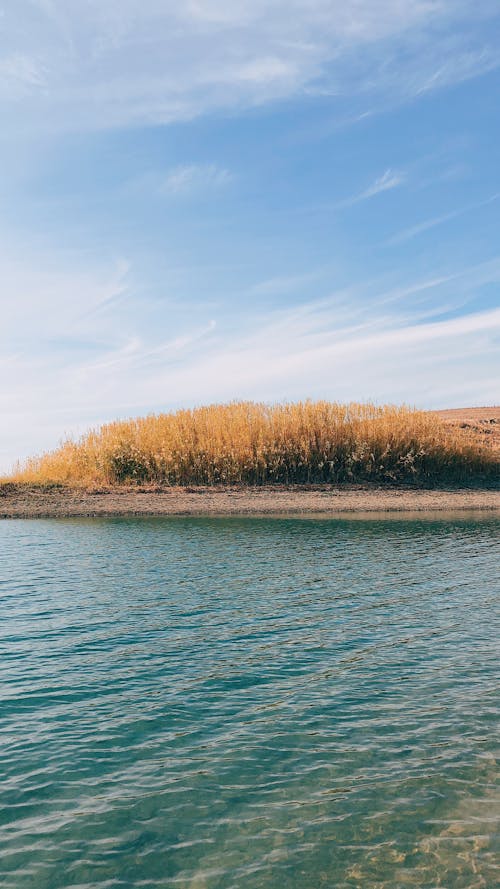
1;484;499;518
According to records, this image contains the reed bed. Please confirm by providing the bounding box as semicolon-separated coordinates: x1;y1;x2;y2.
8;401;498;487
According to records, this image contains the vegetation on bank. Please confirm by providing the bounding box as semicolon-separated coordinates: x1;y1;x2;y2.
7;401;498;487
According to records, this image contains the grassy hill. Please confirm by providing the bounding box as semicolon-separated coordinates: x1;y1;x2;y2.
7;401;499;488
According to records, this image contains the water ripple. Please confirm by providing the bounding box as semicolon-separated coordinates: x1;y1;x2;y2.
0;515;499;888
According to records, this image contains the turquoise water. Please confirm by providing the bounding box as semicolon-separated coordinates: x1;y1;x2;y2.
1;515;499;889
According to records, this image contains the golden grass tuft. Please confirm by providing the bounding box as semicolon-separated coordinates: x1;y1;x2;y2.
7;401;499;487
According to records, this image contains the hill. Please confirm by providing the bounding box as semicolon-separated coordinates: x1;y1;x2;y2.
5;401;498;488
434;407;500;456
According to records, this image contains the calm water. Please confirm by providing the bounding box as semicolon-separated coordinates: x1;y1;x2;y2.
1;515;499;889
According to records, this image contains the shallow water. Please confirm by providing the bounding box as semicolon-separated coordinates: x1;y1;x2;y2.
1;515;499;889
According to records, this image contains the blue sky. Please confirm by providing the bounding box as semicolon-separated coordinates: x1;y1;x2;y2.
1;1;500;471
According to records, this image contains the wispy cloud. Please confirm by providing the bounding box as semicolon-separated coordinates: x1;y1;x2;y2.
386;192;500;246
336;168;405;208
161;164;232;196
412;47;500;97
358;169;405;200
0;53;46;99
386;209;463;246
2;2;500;130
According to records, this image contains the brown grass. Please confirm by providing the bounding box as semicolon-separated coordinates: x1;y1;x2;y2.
6;401;498;488
434;406;500;456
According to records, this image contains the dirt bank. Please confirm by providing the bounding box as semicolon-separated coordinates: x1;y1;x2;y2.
1;483;499;518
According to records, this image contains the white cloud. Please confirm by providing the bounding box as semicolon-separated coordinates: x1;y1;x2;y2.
336;168;406;208
161;164;232;196
1;2;499;130
412;46;499;96
0;53;47;98
0;245;130;340
386;209;464;245
359;169;405;199
385;192;500;245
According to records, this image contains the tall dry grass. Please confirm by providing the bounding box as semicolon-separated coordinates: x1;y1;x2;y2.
8;401;499;487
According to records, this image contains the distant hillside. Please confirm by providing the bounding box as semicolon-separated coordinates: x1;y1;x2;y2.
7;401;498;488
434;407;500;456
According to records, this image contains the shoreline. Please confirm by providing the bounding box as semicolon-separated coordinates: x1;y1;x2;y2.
1;484;499;518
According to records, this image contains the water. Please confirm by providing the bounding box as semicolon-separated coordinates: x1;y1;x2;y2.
1;515;499;889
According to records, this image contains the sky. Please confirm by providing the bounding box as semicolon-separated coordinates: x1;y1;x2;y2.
1;1;500;471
